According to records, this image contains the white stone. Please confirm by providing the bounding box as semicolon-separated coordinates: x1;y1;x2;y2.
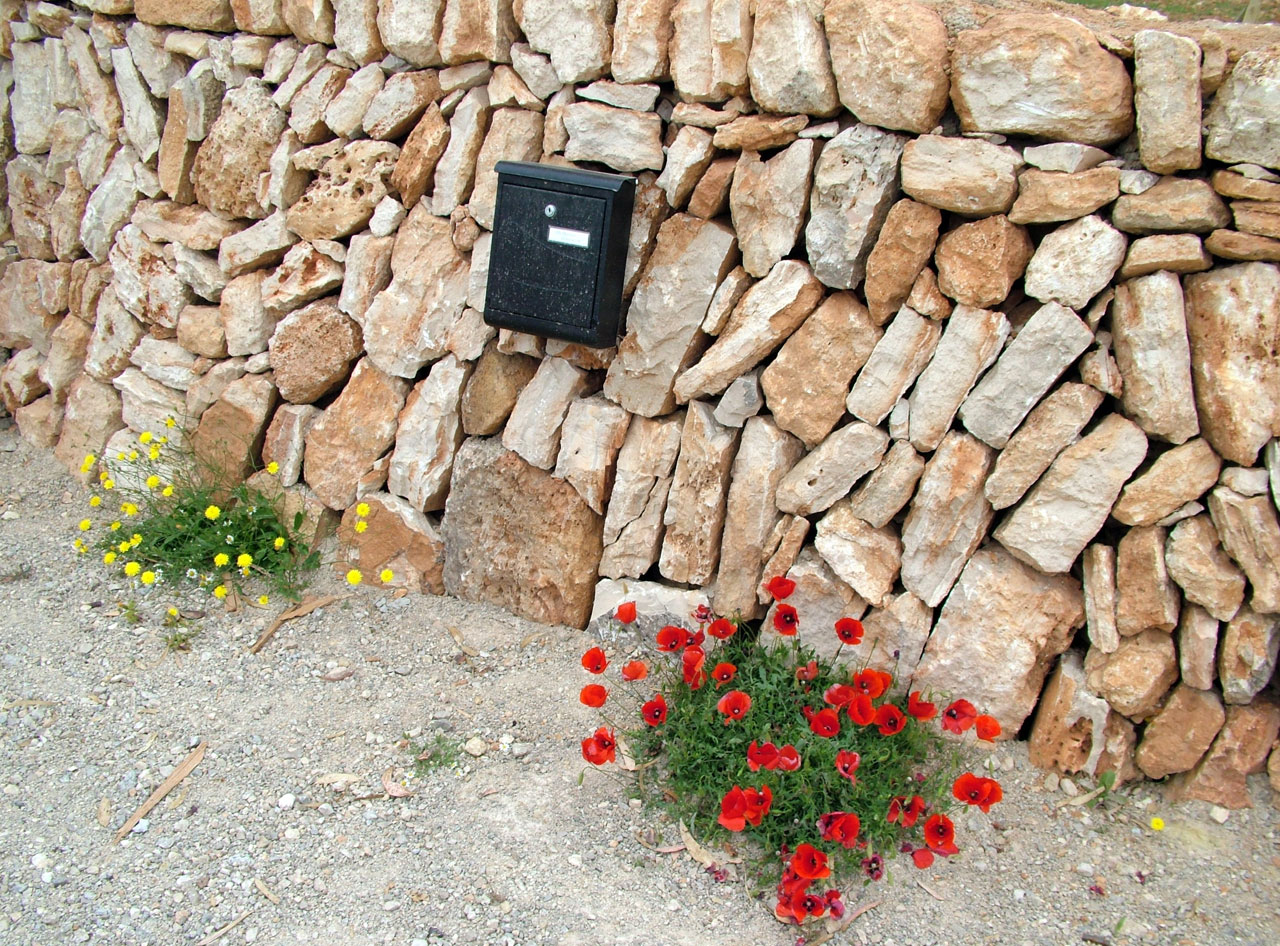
388;355;470;512
813;500;901;608
501;357;591;471
1024;215;1128;311
776;422;889;517
563;102;664;173
846;307;940;427
907;305;1009;453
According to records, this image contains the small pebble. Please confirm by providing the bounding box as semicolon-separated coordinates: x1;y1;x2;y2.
277;793;296;811
1210;806;1230;824
463;736;487;757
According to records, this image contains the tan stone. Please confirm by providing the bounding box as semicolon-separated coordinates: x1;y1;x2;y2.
438;0;519;64
846;307;941;427
1119;234;1211;279
1232;200;1280;241
1114;439;1222;528
129;337;201;392
1136;685;1223;780
1115;525;1180;637
385;355;470;513
497;357;589;470
712;114;808;151
864;200;942;326
338;234;394;323
377;0;444;66
1085;630;1178;721
132;201;245;252
563;102;664;173
0;262;69;356
262;403;321;487
906;267;951;321
136;0;236;31
776;422;888;517
951;13;1133;147
1029;652;1138;784
729;141;815;278
233;0;292;34
1208;486;1280;615
514;0;611;83
84;290;146;384
757;515;810;605
363;70;443;140
907;305;1009;453
53;376;124;478
185;360;247;422
108;226;192;335
1132;31;1202;174
267;298;362;405
1184;263;1280;466
658;401;740;586
14;397;64;449
761;293;879;448
1024;214;1128;311
390;105;450;211
900;135;1023;218
655;126;715;210
842;441;922;530
468;108;543;230
333;0;386;65
599;412;683;579
668;0;751;102
337;491;444;594
156;83;199;205
1211;170;1280;203
611;0;674;84
460;340;538;436
430;86;493;215
1179;603;1220;690
686;155;736;219
759;547;866;661
444;436;601;627
553;395;631;515
813;500;901;609
1112;177;1231;235
1082;543;1119;653
1170;700;1280;809
39;316;92;407
290;64;352;144
259;243;345;318
745;0;837;116
935;216;1032;309
1204;46;1280;169
1;351;49;416
1219;606;1280;705
286;141;400;242
218;212;297;280
192;81;287;220
1008;168;1121;225
190;374;278;491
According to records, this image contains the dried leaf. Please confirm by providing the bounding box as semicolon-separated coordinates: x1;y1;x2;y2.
446;625;480;657
96;797;112;828
616;734;638;771
916;879;946;901
116;741;206;842
321;667;354;682
254;878;280;904
194;910;251;946
381;767;413;798
315;772;363;788
633;829;685;855
678;820;716;869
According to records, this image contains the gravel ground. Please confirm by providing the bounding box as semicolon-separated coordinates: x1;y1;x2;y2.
0;424;1278;946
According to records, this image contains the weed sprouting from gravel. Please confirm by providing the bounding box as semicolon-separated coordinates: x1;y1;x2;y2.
410;732;463;776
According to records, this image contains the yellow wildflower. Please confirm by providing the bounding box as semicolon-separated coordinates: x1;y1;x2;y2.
130;534;142;548
379;569;394;584
273;537;286;551
205;505;221;521
140;571;156;585
110;521;122;532
127;450;139;462
80;454;96;473
354;521;368;534
103;552;116;565
146;475;160;490
124;561;141;578
118;541;130;553
237;553;252;568
258;594;269;606
158;435;168;444
149;446;160;461
356;502;370;517
103;479;115;490
78;519;92;532
167;607;179;618
266;461;279;475
99;471;109;483
139;431;153;445
214;552;229;568
1150;817;1165;831
89;495;101;508
117;452;126;461
164;417;176;428
346;569;363;586
121;502;138;516
73;538;85;552
213;585;227;600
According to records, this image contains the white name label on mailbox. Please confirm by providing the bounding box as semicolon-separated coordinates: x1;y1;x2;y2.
547;225;591;248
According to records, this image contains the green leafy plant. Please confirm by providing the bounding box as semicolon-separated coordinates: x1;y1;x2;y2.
409;731;462;776
577;585;1006;927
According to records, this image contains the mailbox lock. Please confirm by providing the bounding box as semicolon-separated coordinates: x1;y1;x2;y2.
544;203;556;218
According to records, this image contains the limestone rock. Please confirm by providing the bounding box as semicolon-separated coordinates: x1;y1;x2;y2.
1029;652;1137;783
1169;701;1280;809
468;108;543;230
129;337;200;391
1219;607;1280;704
217;274;273;360
1134;684;1223;780
563;102;663;173
915;545;1083;735
1212;170;1280;203
515;0;612;84
746;0;837;116
761;293;879;447
1008;168;1121;225
509;44;561;100
658;401;740;586
1;351;48;415
430;86;492;216
759;547;867;660
823;0;948;135
935;216;1033;309
950;13;1133;147
377;0;443;65
460;341;538;436
10;39;56;156
338;234;394;322
14;397;63;449
337;491;445;594
1231;200;1280;240
439;0;520;64
1119;234;1212;279
135;0;237;30
192;81;287;220
729;140;815;278
262;403;321;487
814;501;901;609
604;215;738;418
392;105;450;211
1085;630;1178;721
1024;215;1127;311
804;125;905;291
668;0;752;102
333;0;386;65
364;70;443;140
1183;263;1280;465
846;307;941;427
713;416;805;620
653;126;714;211
611;0;674;85
259;243;345;318
267;298;362;405
443;436;603;628
323;63;385;139
233;0;293;34
843;441;922;529
776;422;889;517
84;290;146;384
109;226;193;334
712;114;807;151
553;395;631;515
501;357;591;470
995;415;1149;574
622;171;669;301
599;412;683;579
1179;603;1220;690
864;200;942;326
111;47;165;164
1204;46;1280;169
712;371;762;428
53;376;125;478
0;261;69;355
1080;543;1119;653
757;516;810;605
1133;30;1202;174
7;155;60;262
960;303;1094;450
385;355;470;512
674;260;822;404
133;201;245;252
286;141;399;242
1208;486;1280;615
900;135;1023;217
64;26;124;140
1114;439;1222;529
190;373;277;491
908;305;1010;453
1112;177;1231;235
303;358;409;510
1115;525;1180;637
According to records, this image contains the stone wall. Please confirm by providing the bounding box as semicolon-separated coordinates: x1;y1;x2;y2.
2;0;1279;803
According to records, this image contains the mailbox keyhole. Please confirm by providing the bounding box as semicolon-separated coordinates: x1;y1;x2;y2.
544;203;557;218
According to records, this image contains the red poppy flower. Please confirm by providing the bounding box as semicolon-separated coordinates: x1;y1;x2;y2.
791;843;832;881
642;693;667;726
716;689;752;725
847;693;875;726
743;785;772;826
656;625;689;652
580;647;607;674
852;668;891;699
621;660;648;681
682;644;706;689
772;603;799;635
711;661;737;687
809;707;841;738
941;698;977;734
953;772;1003;812
764;575;796;600
818;811;861;848
911;847;935;869
579;684;607;708
861;853;885;880
875;703;906;736
580;727;616;765
775;744;801;771
834;750;860;783
825;889;845;919
975;714;1002;741
887;794;925;828
795;659;819;682
747;740;779;772
718;786;748;831
707;617;735;640
907;691;937;721
835;617;864;645
614;601;637;624
924;813;958;855
823;683;855;708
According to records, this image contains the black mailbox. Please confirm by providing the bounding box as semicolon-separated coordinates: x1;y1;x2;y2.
483;161;635;348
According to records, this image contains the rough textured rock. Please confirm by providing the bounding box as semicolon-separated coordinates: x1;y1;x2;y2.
84;289;147;383
729;140;815;278
287;141;399;241
813;500;901;609
611;0;674;84
392;105;450;211
438;0;519;65
1135;684;1224;780
775;422;889;517
338;234;394;322
1119;233;1212;279
1219;606;1280;705
1115;525;1180;637
7;155;60;262
267;298;362;404
598;412;683;579
563;102;663;172
1170;700;1280;809
1183;263;1280;466
900;432;995;608
995;415;1149;574
668;0;752;102
804;124;905;291
1082;543;1119;653
515;0;612;84
843;440;922;529
759;547;866;660
430;86;492;216
1114;439;1222;528
219;212;298;279
1029;652;1137;784
934;216;1033;309
823;0;948;135
1208;486;1280;615
386;355;470;513
713;416;804;620
109;226;193;334
1023;215;1128;311
192;81;286;220
263;403;322;487
136;0;236;31
846;307;941;427
1085;630;1179;721
900;135;1023;217
908;305;1009;453
378;0;445;66
914;545;1083;736
260;242;345;317
501;357;591;471
337;491;445;595
1112;178;1231;235
303;358;409;510
53;376;124;479
1008;168;1121;225
1204;47;1280;169
864;200;942;325
1165;517;1245;626
960;303;1094;450
1179;603;1220;690
1133;30;1202;174
460;341;538;436
907;266;952;319
190;374;277;491
950;13;1134;147
604;215;738;418
674;260;822;404
468;108;543;230
0;261;69;355
761;293;880;447
712;113;808;151
129;337;201;392
111;47;165;164
658;401;740;586
656;126;715;210
323;63;385;138
745;0;837;116
444;436;603;628
364;70;442;140
554;395;631;515
234;0;293;34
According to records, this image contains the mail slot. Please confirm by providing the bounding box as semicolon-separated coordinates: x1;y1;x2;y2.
483;161;635;348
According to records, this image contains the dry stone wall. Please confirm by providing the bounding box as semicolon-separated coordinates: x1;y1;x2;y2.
1;0;1279;804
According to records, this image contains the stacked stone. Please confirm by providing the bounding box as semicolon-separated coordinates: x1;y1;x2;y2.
1;0;1279;804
